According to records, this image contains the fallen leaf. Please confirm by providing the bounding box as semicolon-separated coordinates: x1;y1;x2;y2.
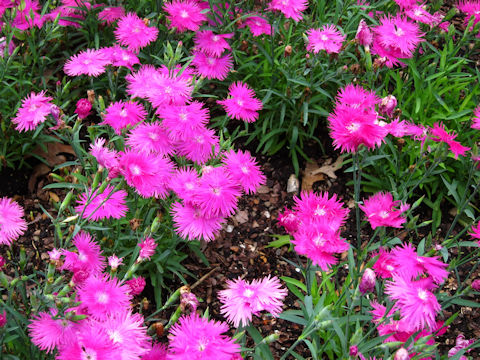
234;210;249;224
301;156;344;192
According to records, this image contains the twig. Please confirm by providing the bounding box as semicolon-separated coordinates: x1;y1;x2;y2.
191;266;220;290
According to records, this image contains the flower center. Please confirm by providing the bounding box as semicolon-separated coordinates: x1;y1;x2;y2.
320;34;328;41
314;206;326;216
243;288;254;297
180;10;189;18
212;35;219;42
130;165;142;175
313;235;325;246
347;122;360;133
148;132;158;140
119;109;128;117
108;330;123;344
237;99;244;106
179;112;188;121
197;338;208;351
417;289;428;301
241;166;249;174
207;58;215;65
96;292;109;304
394;26;404;37
379;210;389;219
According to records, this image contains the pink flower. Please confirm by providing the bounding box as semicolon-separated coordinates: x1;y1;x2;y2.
164;0;206;32
168;313;240;359
471;279;480;290
64;49;111;77
393;0;419;9
359;192;409;229
138;236;157;260
74;98;92;119
101;45;139;70
61;231;105;276
12;91;54;132
114;13;158;52
159;102;210;141
194;167;241;217
405;6;442;26
169;168;200;202
171;201;224;241
89;138;119;170
118;150;174;198
430;122;456;142
0;197;27;246
385;276;441;331
102;100;147;134
98;6;125;24
0;310;5;327
218;81;262;123
29;310;77;353
457;1;480;28
142;343;168;360
277;208;299;234
372;248;396;279
268;0;308;21
146;71;193;108
448;333;475;359
293;191;350;230
447;139;470;159
77;275;131;320
108;255;123;270
336;84;380;111
176;126;219;164
306;25;345;54
472;105;480;129
98;311;150;358
240;15;273;36
218;276;287;327
372;16;424;67
390;243;449;284
291;219;349;270
75;185;128;221
356;19;373;47
126;65;160;99
126;276;146;295
469;221;480;245
192;51;233;80
194;30;233;57
126;122;174;156
223;149;266;194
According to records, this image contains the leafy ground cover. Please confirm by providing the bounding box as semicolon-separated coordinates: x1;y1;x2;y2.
1;0;480;359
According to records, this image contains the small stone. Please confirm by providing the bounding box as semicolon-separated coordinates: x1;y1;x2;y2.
287;174;299;193
33;230;41;236
226;225;234;233
257;185;270;194
263;211;271;219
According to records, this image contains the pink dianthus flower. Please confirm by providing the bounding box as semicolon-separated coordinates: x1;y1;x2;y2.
171;201;224;241
223;149;266;194
126;276;146;295
89;138;119;170
164;0;206;32
159;102;210;141
169;167;200;202
75;185;128;221
146;72;193;108
126;122;175;156
192;51;233;80
138;237;157;260
194;30;233;57
12;91;54;132
64;48;111;77
102;100;147;134
29;309;77;353
218;276;287;327
218;81;262;123
114;13;159;52
101;45;139;70
168;313;240;359
240;14;273;36
61;231;105;276
77;275;131;320
306;25;345;54
372;248;396;279
0;197;27;246
176;126;219;164
74;98;92;119
98;6;125;24
359;192;409;229
268;0;307;21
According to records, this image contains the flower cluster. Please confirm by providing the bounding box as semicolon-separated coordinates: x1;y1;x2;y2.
370;243;449;346
278;191;350;270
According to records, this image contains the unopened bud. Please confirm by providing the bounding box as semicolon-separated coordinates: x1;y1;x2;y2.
394;347;409;360
349;345;358;356
471;279;480;291
284;45;292;57
359;268;376;294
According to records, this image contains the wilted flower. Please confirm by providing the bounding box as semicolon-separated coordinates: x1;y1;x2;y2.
74;98;92;119
218;276;287;327
180;288;199;313
448;333;475;359
0;197;27;246
277;207;299;234
349;345;358;357
379;95;397;117
359;268;376;294
356;19;373;47
168;313;240;359
0;255;5;268
126;276;146;295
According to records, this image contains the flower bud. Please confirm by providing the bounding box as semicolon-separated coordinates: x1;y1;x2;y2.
379;95;397;117
356;19;373;47
471;279;480;291
359;268;376;294
108;255;123;271
74;98;92;120
0;311;6;327
394;347;409;360
349;345;358;357
126;276;146;296
180;288;199;313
